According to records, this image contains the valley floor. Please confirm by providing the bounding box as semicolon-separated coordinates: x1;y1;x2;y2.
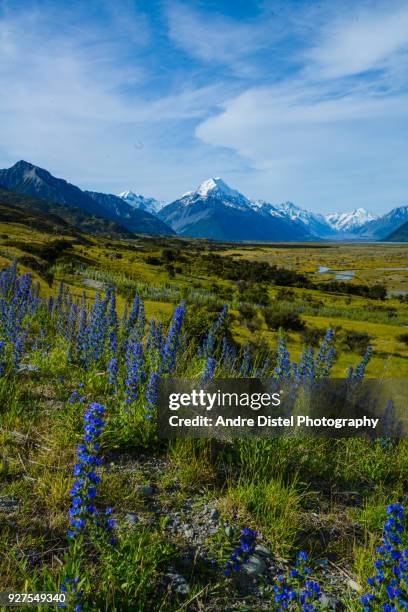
0;227;408;610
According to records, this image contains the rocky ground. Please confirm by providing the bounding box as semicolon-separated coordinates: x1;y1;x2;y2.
102;452;362;611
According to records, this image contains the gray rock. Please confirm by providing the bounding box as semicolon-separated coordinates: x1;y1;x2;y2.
17;364;39;372
320;593;342;609
242;554;267;576
165;570;190;596
0;496;19;512
346;578;362;593
254;544;272;558
209;508;219;521
184;528;194;539
125;513;139;525
315;558;329;568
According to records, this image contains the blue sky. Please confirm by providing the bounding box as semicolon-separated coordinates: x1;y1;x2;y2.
0;0;407;213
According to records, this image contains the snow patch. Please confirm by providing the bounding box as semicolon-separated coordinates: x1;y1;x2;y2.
325;208;377;231
118;190;163;213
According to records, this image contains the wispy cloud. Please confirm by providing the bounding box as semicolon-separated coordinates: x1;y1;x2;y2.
0;0;407;211
166;2;277;75
0;1;233;198
196;79;408;211
195;1;408;212
304;1;408;80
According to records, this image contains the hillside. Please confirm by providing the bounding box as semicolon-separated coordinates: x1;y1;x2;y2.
0;187;135;239
86;190;174;236
0;161;173;236
355;205;408;240
385;219;408;241
0;197;77;236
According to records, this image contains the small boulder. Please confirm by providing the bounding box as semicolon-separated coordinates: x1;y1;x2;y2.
320;592;343;610
165;569;190;596
242;554;267;576
254;544;272;558
346;578;362;593
125;513;139;525
209;508;219;521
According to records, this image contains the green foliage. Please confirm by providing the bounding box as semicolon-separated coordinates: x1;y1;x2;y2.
0;227;407;610
263;305;305;331
89;528;174;611
316;281;387;300
397;333;408;346
340;330;372;355
225;477;302;555
236;281;271;305
145;256;161;265
199;252;312;287
300;326;327;347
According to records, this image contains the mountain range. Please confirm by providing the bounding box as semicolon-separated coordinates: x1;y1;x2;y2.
352;205;408;240
0;186;135;239
0;161;173;237
0;161;406;242
157;177;408;242
386;219;408;242
157;178;314;241
325;208;376;232
119;190;163;214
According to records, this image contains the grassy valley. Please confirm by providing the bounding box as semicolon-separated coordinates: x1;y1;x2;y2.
1;210;408;611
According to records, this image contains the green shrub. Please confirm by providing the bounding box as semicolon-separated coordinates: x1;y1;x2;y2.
397;333;408;346
264;307;305;331
145;256;161;265
236;281;271;305
300;326;326;347
225;477;302;554
237;303;256;322
341;330;372;354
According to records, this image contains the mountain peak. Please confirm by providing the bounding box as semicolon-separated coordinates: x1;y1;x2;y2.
118;190;162;213
196;177;230;196
118;190;135;199
7;160;59;185
186;177;250;207
325;208;377;232
13;160;36;170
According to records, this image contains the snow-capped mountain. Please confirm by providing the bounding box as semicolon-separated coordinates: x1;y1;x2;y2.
2;162;405;242
0;161;174;236
118;190;163;214
251;200;336;238
158;178;314;241
185;177;251;207
354;205;408;240
85;190;173;235
325;208;377;232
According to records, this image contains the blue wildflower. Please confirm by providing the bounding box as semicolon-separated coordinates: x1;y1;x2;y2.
200;356;216;385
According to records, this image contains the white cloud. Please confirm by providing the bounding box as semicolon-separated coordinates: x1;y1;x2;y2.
0;4;231;199
196;80;408;212
166;2;276;74
305;2;408;79
192;2;408;212
1;0;408;211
